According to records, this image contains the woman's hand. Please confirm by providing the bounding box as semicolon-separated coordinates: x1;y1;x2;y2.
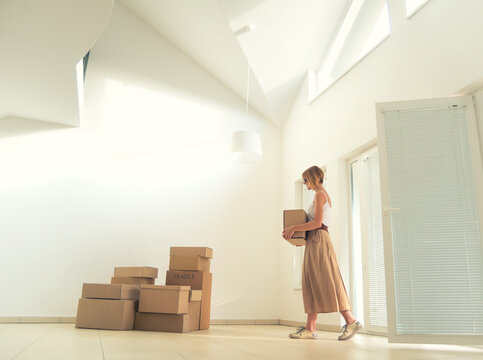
282;226;296;240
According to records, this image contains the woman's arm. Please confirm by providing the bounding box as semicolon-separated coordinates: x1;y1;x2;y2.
282;191;325;240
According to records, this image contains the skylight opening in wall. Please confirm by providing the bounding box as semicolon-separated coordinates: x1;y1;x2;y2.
315;0;365;97
405;0;430;18
361;3;390;57
75;57;85;118
310;0;390;102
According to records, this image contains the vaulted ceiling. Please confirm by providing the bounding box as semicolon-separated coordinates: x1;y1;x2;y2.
1;0;355;128
120;0;351;126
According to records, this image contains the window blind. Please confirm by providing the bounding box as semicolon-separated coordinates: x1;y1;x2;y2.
364;153;387;327
383;106;483;335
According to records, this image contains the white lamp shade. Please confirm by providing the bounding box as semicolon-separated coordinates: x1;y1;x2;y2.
228;130;263;163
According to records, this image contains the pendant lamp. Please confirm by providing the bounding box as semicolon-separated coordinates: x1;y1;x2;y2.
228;24;263;163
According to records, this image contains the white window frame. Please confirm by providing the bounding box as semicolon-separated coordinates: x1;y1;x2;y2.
405;0;431;18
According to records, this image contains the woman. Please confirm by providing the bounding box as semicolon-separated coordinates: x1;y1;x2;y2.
282;166;362;340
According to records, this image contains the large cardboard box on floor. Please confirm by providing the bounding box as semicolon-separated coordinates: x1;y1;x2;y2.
111;277;155;285
138;285;190;314
114;266;158;278
75;298;136;330
169;256;210;272
82;283;140;300
166;270;212;329
134;312;190;333
170;247;213;259
283;209;307;246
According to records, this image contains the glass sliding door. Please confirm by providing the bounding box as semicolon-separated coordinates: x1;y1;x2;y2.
350;147;387;334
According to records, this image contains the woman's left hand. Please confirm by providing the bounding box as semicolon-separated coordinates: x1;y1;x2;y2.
282;226;295;240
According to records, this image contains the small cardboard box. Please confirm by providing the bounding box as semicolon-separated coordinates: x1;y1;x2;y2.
75;298;136;330
139;285;190;314
82;283;140;300
188;301;201;331
134;312;190;333
166;271;212;329
170;247;213;259
283;209;307;246
169;256;210;272
111;277;155;285
189;290;202;302
114;266;158;278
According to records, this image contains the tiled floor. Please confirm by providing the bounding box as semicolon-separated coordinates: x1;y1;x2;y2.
1;324;482;360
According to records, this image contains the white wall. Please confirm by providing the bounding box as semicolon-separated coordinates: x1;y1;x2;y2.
280;0;483;326
0;2;282;319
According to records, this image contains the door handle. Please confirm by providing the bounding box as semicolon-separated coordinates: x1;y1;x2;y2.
383;207;400;214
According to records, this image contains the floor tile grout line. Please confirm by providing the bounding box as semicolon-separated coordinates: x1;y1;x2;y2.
10;325;55;360
215;340;269;360
97;330;106;360
209;331;288;360
142;330;189;360
145;329;266;360
172;327;268;360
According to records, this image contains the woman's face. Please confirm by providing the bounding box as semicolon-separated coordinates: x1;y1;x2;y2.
303;178;312;190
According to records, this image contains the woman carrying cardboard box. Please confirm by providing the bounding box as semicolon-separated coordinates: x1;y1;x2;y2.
282;165;362;340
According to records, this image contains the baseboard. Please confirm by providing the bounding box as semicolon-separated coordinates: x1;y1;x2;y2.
0;317;338;332
0;317;76;323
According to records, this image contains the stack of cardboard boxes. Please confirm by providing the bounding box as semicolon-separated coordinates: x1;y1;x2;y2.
75;266;158;330
75;248;212;333
134;247;213;333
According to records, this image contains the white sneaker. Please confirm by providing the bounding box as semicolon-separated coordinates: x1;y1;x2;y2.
338;321;362;340
289;326;317;339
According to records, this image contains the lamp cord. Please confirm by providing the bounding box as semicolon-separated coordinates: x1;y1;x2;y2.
245;29;252;116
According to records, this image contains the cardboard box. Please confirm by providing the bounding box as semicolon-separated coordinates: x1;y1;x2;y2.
166;271;212;329
82;283;140;300
111;277;155;285
286;238;306;246
134;312;190;333
75;298;136;330
283;209;307;246
114;266;158;278
188;301;201;331
169;256;210;272
139;285;190;314
170;247;213;259
189;290;202;302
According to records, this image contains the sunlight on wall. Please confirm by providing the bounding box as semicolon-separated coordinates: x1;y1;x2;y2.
101;78;222;156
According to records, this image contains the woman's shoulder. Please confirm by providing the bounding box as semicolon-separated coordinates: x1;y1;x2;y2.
314;190;328;203
315;189;331;207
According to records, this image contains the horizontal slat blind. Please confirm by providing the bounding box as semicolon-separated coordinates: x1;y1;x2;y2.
364;154;387;327
384;106;483;335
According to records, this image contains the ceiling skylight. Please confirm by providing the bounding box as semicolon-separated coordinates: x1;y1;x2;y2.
405;0;430;17
311;0;390;101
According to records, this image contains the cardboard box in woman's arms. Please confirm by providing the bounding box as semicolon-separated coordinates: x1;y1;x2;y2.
283;209;307;246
